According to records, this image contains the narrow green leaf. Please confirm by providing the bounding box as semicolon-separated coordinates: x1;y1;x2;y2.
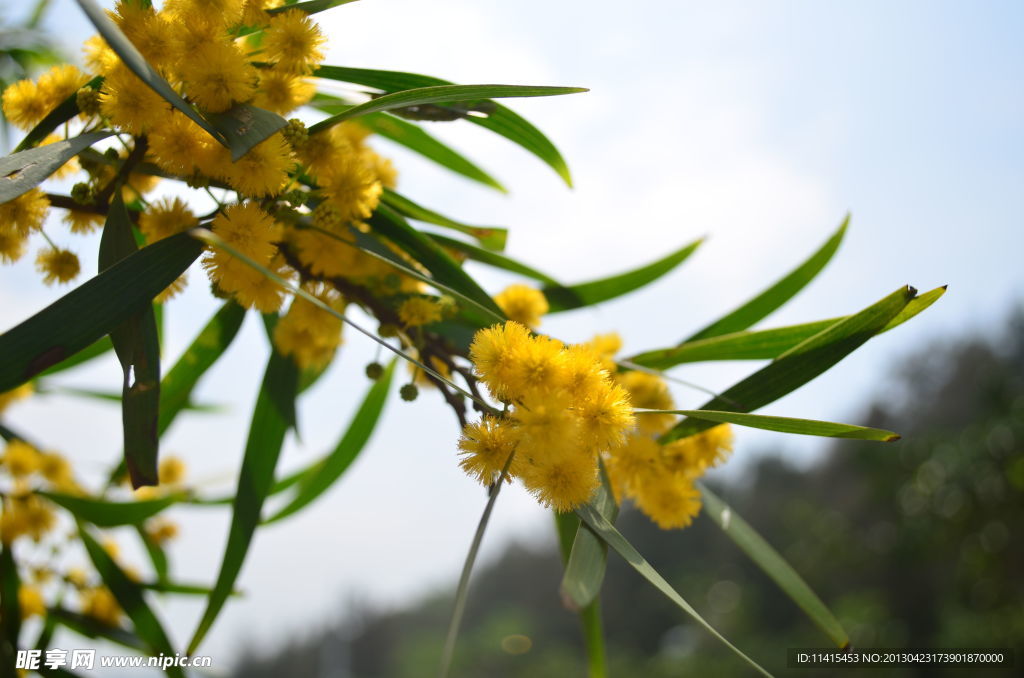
0;543;21;672
36;336;114;379
78;526;183;678
73;0;286;158
684;218;848;342
159;302;246;435
313;66;575;186
553;512;608;678
544;238;703;312
382;188;507;251
266;0;359;13
367;205;505;318
427;233;561;286
700;484;850;648
140;581;233;597
575;504;772;677
308;83;586;136
49;607;146;652
267;359;395;523
135;525;168;585
629;286;946;369
661;286;917;443
40;491;182;528
561;465;618;610
188;350;299;654
14;76;103;152
100;194;161;488
0;131;113;203
640;410;900;442
0;231;203;392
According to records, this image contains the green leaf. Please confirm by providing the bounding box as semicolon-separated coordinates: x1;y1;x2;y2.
73;0;286;159
367;205;505;318
267;359;395;523
382;188;507;251
544;238;703;312
14;75;103;152
683;217;848;342
0;130;113;203
0;543;21;671
700;484;850;648
628;286;947;369
312;65;577;185
0;231;203;392
159;302;246;436
36;336;114;378
266;0;359;13
308;83;586;136
100;194;161;488
40;492;182;528
660;286;917;444
78;525;183;678
351;108;505;192
554;512;608;677
640;410;900;441
188;350;299;654
49;607;147;652
575;503;772;677
426;233;561;286
561;464;618;610
136;525;168;585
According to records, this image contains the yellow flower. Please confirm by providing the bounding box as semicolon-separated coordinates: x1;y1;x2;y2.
288;228;354;278
100;64;172;135
0;384;33;415
468;321;532;401
205;253;289;312
159;455;187;486
36;246;81;285
457;416;517;485
165;0;244;26
241;0;284;27
37;64;90;112
510;391;581;460
66;567;89;589
80;587;122;627
38;451;72;485
156;274;189;303
518;452;598;513
500;334;569;402
0;231;27;263
138;197;197;243
666;424;734;471
145;517;179;544
603;434;659;502
110;2;175;69
397;296;443;328
83;35;118;75
63;209;104;235
632;472;702;530
0;188;50;238
148;112;210;177
19;586;46;618
617;370;675;435
2;495;57;542
319;154;383;223
575;382;635;452
179;41;257;113
262;9;326;74
209;202;282;261
494;284;549;328
1;79;47;130
253;69;316;115
222;133;293;198
2;440;40;478
273;287;345;369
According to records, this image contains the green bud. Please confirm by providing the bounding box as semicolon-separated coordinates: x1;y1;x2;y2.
365;362;385;380
399;383;419;402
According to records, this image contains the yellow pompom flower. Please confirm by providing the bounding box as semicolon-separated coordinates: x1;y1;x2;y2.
468;321;533;401
38;451;72;485
110;2;175;69
511;391;581;460
38;64;90;112
158;455;187;486
262;9;326;73
273;287;345;369
11;495;57;542
1;79;48;130
457;416;518;485
241;0;284;27
575;382;635;451
138;197;197;243
500;334;569;402
397;296;443;328
206;253;289;312
209;202;282;260
253;69;316;115
148;112;210;177
100;64;172;135
145;517;179;545
63;210;104;235
179;41;257;113
2;440;40;477
36;246;81;285
0;231;27;263
0;384;32;415
18;586;46;618
617;371;676;435
519;453;599;513
288;228;354;278
83;35;118;75
0;188;50;238
81;587;122;627
632;471;703;529
223;133;293;197
320;155;383;223
494;284;549;328
155;274;189;303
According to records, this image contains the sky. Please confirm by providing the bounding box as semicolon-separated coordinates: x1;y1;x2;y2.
2;0;1022;671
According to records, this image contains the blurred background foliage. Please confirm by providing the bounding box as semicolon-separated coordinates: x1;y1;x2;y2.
233;310;1024;677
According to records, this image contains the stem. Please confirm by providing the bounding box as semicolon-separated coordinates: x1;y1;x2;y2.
438;451;514;678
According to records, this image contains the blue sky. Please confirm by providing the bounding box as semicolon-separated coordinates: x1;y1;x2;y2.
3;0;1022;667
